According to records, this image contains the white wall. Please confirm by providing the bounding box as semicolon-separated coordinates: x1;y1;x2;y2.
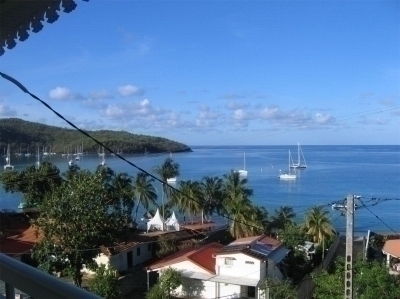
218;283;241;299
158;261;215;298
111;242;153;272
216;253;263;280
83;242;154;273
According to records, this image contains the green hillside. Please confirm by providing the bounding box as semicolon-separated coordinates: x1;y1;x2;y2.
0;118;192;155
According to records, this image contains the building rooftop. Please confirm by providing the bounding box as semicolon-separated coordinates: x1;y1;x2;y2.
382;239;400;258
217;235;283;260
146;242;223;274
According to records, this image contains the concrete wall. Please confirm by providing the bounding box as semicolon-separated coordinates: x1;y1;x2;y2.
216;253;263;280
82;243;154;273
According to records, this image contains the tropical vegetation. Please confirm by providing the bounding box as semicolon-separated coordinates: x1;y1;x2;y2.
146;268;182;299
313;256;400;299
0;118;192;154
88;265;122;299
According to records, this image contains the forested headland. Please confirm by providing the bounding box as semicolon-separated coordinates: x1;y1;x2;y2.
0;118;192;154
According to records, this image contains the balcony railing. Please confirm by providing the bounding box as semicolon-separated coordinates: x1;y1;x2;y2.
0;253;101;299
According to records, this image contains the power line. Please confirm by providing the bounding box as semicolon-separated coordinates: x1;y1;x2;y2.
359;198;400;236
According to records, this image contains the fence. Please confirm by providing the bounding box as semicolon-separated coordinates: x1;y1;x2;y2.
296;233;341;299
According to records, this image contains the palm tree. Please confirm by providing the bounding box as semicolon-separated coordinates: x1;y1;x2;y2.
132;172;158;223
153;157;180;219
200;176;223;223
110;172;135;219
304;206;335;244
170;180;202;224
222;171;256;238
271;206;296;230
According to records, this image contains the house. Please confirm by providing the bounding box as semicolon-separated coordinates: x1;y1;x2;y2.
147;234;290;299
0;212;41;261
382;239;400;273
84;228;201;274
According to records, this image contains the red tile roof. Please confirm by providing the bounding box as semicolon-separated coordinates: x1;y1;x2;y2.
382;239;400;258
147;242;223;274
0;226;41;257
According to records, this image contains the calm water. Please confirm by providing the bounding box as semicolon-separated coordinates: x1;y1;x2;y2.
1;145;399;234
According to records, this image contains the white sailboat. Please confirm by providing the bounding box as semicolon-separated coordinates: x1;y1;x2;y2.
100;147;106;166
237;152;248;177
290;142;307;169
35;147;40;167
279;150;296;180
166;152;177;183
25;146;31;157
4;144;14;170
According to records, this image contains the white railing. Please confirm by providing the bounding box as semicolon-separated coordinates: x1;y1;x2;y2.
0;253;101;299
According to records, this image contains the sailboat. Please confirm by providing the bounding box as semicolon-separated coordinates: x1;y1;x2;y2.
279;150;296;180
35;147;40;167
100;147;106;166
166;152;177;183
4;144;14;170
237;152;248;177
25;146;31;157
290;143;307;169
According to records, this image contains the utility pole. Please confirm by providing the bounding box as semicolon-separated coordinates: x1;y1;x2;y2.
332;194;356;299
345;194;354;299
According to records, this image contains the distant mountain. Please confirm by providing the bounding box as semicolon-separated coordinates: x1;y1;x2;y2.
0;118;192;155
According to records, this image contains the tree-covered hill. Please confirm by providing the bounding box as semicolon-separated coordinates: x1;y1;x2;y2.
0;118;192;155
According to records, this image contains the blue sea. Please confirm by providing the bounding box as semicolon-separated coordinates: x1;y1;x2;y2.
1;145;399;235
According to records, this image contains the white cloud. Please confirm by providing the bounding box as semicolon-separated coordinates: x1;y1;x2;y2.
117;85;144;97
315;112;336;125
48;87;83;101
101;99;167;120
0;103;17;116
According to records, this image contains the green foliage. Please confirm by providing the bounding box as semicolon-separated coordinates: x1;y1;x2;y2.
0;118;191;154
146;268;182;299
156;235;178;258
259;278;297;299
278;222;306;250
88;265;122;299
313;256;400;299
271;206;296;231
0;161;62;207
32;168;133;286
304;206;335;244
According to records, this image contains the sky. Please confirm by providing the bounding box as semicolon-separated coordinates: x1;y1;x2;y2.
0;1;399;146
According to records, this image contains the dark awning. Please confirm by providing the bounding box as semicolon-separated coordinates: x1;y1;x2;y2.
0;0;88;56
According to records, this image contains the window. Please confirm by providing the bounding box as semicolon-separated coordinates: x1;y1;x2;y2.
224;257;235;266
148;243;152;252
245;261;254;264
247;286;256;298
137;247;141;256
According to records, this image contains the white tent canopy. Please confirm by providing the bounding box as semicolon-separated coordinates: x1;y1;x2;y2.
165;211;180;231
147;209;165;232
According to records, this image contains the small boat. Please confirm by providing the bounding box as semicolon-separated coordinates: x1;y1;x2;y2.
237;152;248;177
25;146;31;157
99;147;106;166
35;147;40;167
290;143;307;169
4;144;14;171
167;177;177;183
166;152;177;183
279;150;296;180
69;160;74;166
